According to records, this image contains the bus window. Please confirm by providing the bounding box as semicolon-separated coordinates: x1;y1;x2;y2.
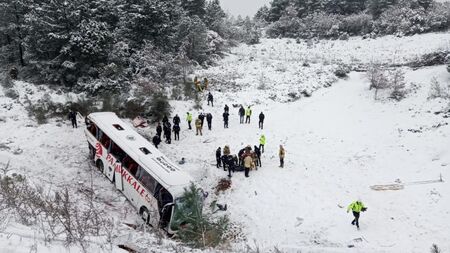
122;156;138;175
137;169;156;193
100;133;111;149
88;122;98;139
110;142;126;162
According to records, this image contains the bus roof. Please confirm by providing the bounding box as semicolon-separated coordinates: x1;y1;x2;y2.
87;112;193;197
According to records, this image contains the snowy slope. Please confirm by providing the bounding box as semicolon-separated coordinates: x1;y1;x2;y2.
1;35;450;252
163;65;450;253
197;32;450;102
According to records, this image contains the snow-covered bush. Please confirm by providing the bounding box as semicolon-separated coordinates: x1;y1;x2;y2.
375;5;427;35
428;77;449;99
367;63;390;100
389;69;407;101
298;12;342;39
334;63;351;78
340;13;373;36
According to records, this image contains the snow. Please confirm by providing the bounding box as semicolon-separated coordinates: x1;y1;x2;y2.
1;33;450;252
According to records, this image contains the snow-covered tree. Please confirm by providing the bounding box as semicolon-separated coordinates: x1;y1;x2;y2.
176;16;209;65
0;0;31;66
204;0;226;37
181;0;207;20
368;0;398;18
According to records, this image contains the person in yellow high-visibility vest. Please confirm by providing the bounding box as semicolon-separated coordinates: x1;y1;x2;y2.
245;106;252;124
259;134;266;153
347;199;367;230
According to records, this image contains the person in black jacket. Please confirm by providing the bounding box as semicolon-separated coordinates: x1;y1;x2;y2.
254;145;262;167
207;92;214;106
238;106;245;124
206;113;213;130
215;147;222;168
156;122;162;138
152;135;161;148
173;114;181;126
162;115;169;125
259;112;265;129
223;111;229;128
68;110;77;128
173;124;180;141
163;122;171;144
199;113;205;128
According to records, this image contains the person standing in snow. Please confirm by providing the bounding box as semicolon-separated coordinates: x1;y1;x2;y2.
173;114;181;126
194;76;202;92
186;112;192;130
173;124;180;141
207;92;214;106
259;134;266;153
245;106;252;124
156;122;162;138
68;110;77;128
224;104;229;114
203;78;209;90
279;145;285;168
195;117;203;136
163;122;172;144
162;115;169;125
216;147;222;168
259;112;265;129
206;113;213;130
347;200;367;230
239;106;245;124
242;146;254;177
199;113;205;128
254;145;262;167
152;135;161;149
223;111;229;128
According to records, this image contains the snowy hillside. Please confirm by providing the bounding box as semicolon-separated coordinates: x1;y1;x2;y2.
1;34;450;253
198;32;450;102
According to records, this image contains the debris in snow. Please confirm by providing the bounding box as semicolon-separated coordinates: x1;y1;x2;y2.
215;178;232;193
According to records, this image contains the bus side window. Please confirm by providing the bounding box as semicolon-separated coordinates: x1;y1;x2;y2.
111;142;125;162
137;170;156;194
100;133;111;150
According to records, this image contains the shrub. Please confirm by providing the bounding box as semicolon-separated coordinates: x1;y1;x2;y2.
171;184;229;248
375;5;427;35
334;63;351;78
298;12;342;39
428;77;449;99
4;88;19;99
149;93;171;121
389;69;407;101
367;63;390;100
340;13;373;35
431;244;441;253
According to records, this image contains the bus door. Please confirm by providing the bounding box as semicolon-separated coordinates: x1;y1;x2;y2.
114;163;123;191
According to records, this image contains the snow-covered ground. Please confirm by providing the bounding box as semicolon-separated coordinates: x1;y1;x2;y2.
1;34;450;253
198;32;450;102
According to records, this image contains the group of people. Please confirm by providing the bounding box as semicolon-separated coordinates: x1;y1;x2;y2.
152;114;182;148
194;76;209;92
237;105;265;129
214;137;285;178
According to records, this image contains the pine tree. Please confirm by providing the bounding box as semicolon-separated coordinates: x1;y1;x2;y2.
181;0;207;20
204;0;226;35
0;0;31;66
368;0;398;18
176;16;209;64
267;0;290;22
171;183;228;248
255;5;270;22
118;0;183;50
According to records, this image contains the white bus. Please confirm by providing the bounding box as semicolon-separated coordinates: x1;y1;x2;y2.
84;112;198;234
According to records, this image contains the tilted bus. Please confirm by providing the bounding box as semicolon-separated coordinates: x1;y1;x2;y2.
84;112;198;234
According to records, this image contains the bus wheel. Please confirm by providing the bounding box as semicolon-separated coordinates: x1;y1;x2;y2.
96;160;104;173
140;207;150;224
